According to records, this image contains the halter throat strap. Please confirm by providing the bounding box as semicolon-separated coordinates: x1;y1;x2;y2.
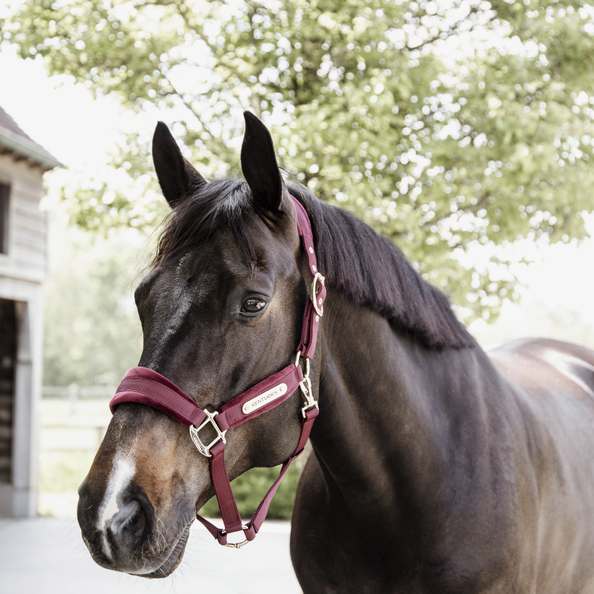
109;195;325;547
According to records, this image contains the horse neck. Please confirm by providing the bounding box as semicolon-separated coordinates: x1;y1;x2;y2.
311;290;503;542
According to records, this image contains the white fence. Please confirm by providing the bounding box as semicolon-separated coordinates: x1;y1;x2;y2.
42;385;116;400
41;386;114;453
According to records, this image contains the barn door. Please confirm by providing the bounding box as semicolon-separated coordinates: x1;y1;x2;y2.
0;298;16;485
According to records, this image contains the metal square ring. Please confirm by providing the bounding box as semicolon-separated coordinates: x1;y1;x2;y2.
189;410;227;457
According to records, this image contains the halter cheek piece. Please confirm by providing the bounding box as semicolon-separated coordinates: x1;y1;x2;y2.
109;196;326;548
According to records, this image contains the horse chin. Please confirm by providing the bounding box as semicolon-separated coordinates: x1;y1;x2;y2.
130;522;192;579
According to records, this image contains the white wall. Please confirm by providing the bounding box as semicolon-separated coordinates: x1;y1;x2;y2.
0;154;47;517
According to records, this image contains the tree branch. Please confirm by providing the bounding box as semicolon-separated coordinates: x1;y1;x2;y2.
406;8;488;52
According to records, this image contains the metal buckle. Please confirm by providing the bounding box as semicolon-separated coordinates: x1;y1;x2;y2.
300;375;318;418
222;526;250;549
310;272;325;317
189;410;227;458
295;352;318;418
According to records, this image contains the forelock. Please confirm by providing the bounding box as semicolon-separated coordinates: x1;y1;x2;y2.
151;179;255;269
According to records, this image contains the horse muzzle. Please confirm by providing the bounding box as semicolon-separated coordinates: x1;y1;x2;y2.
77;476;189;577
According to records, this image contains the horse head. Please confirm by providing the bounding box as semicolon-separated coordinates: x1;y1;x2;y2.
77;113;316;577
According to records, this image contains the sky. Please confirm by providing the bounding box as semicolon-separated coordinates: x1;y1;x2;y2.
0;47;120;169
0;46;593;348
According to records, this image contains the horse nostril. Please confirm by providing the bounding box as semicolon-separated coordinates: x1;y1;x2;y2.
111;499;145;541
106;481;156;555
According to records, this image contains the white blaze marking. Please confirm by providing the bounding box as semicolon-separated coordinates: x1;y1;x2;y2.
96;454;136;559
541;349;594;397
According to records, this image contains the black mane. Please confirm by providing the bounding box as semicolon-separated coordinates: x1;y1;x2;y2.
288;184;476;350
152;178;476;350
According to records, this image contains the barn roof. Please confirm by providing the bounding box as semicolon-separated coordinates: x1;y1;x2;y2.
0;105;61;171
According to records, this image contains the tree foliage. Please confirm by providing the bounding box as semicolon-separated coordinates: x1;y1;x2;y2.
199;464;300;520
43;222;144;386
4;0;594;319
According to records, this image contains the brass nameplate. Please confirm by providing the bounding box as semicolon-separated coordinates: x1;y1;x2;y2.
242;383;288;414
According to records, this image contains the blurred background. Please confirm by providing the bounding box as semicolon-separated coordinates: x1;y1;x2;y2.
0;0;593;523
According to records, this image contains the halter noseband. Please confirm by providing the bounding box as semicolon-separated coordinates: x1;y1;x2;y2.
109;196;326;548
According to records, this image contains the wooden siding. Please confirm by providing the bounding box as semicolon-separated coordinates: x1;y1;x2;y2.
0;156;48;284
0;116;51;516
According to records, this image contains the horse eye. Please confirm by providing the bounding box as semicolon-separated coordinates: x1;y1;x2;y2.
241;298;266;314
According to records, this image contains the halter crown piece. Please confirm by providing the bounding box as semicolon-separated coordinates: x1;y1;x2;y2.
109;196;326;548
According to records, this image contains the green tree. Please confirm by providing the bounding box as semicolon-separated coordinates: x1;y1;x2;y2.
4;0;594;319
43;220;144;386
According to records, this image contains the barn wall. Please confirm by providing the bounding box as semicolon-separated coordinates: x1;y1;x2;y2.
0;154;46;517
0;157;48;284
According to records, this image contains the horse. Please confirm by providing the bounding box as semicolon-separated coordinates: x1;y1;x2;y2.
77;111;594;593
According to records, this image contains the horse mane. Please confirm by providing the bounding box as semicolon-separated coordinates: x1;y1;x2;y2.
287;184;476;351
151;178;476;351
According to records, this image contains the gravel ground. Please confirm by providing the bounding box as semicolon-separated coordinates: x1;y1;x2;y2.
0;517;302;594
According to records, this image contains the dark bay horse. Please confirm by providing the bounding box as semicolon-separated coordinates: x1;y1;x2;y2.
77;112;594;593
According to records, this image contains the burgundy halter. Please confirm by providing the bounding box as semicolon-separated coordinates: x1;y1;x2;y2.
109;196;326;548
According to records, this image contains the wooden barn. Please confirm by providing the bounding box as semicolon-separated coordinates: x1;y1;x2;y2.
0;106;60;517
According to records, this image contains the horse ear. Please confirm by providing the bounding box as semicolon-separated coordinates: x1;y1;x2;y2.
240;111;285;213
152;121;206;208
